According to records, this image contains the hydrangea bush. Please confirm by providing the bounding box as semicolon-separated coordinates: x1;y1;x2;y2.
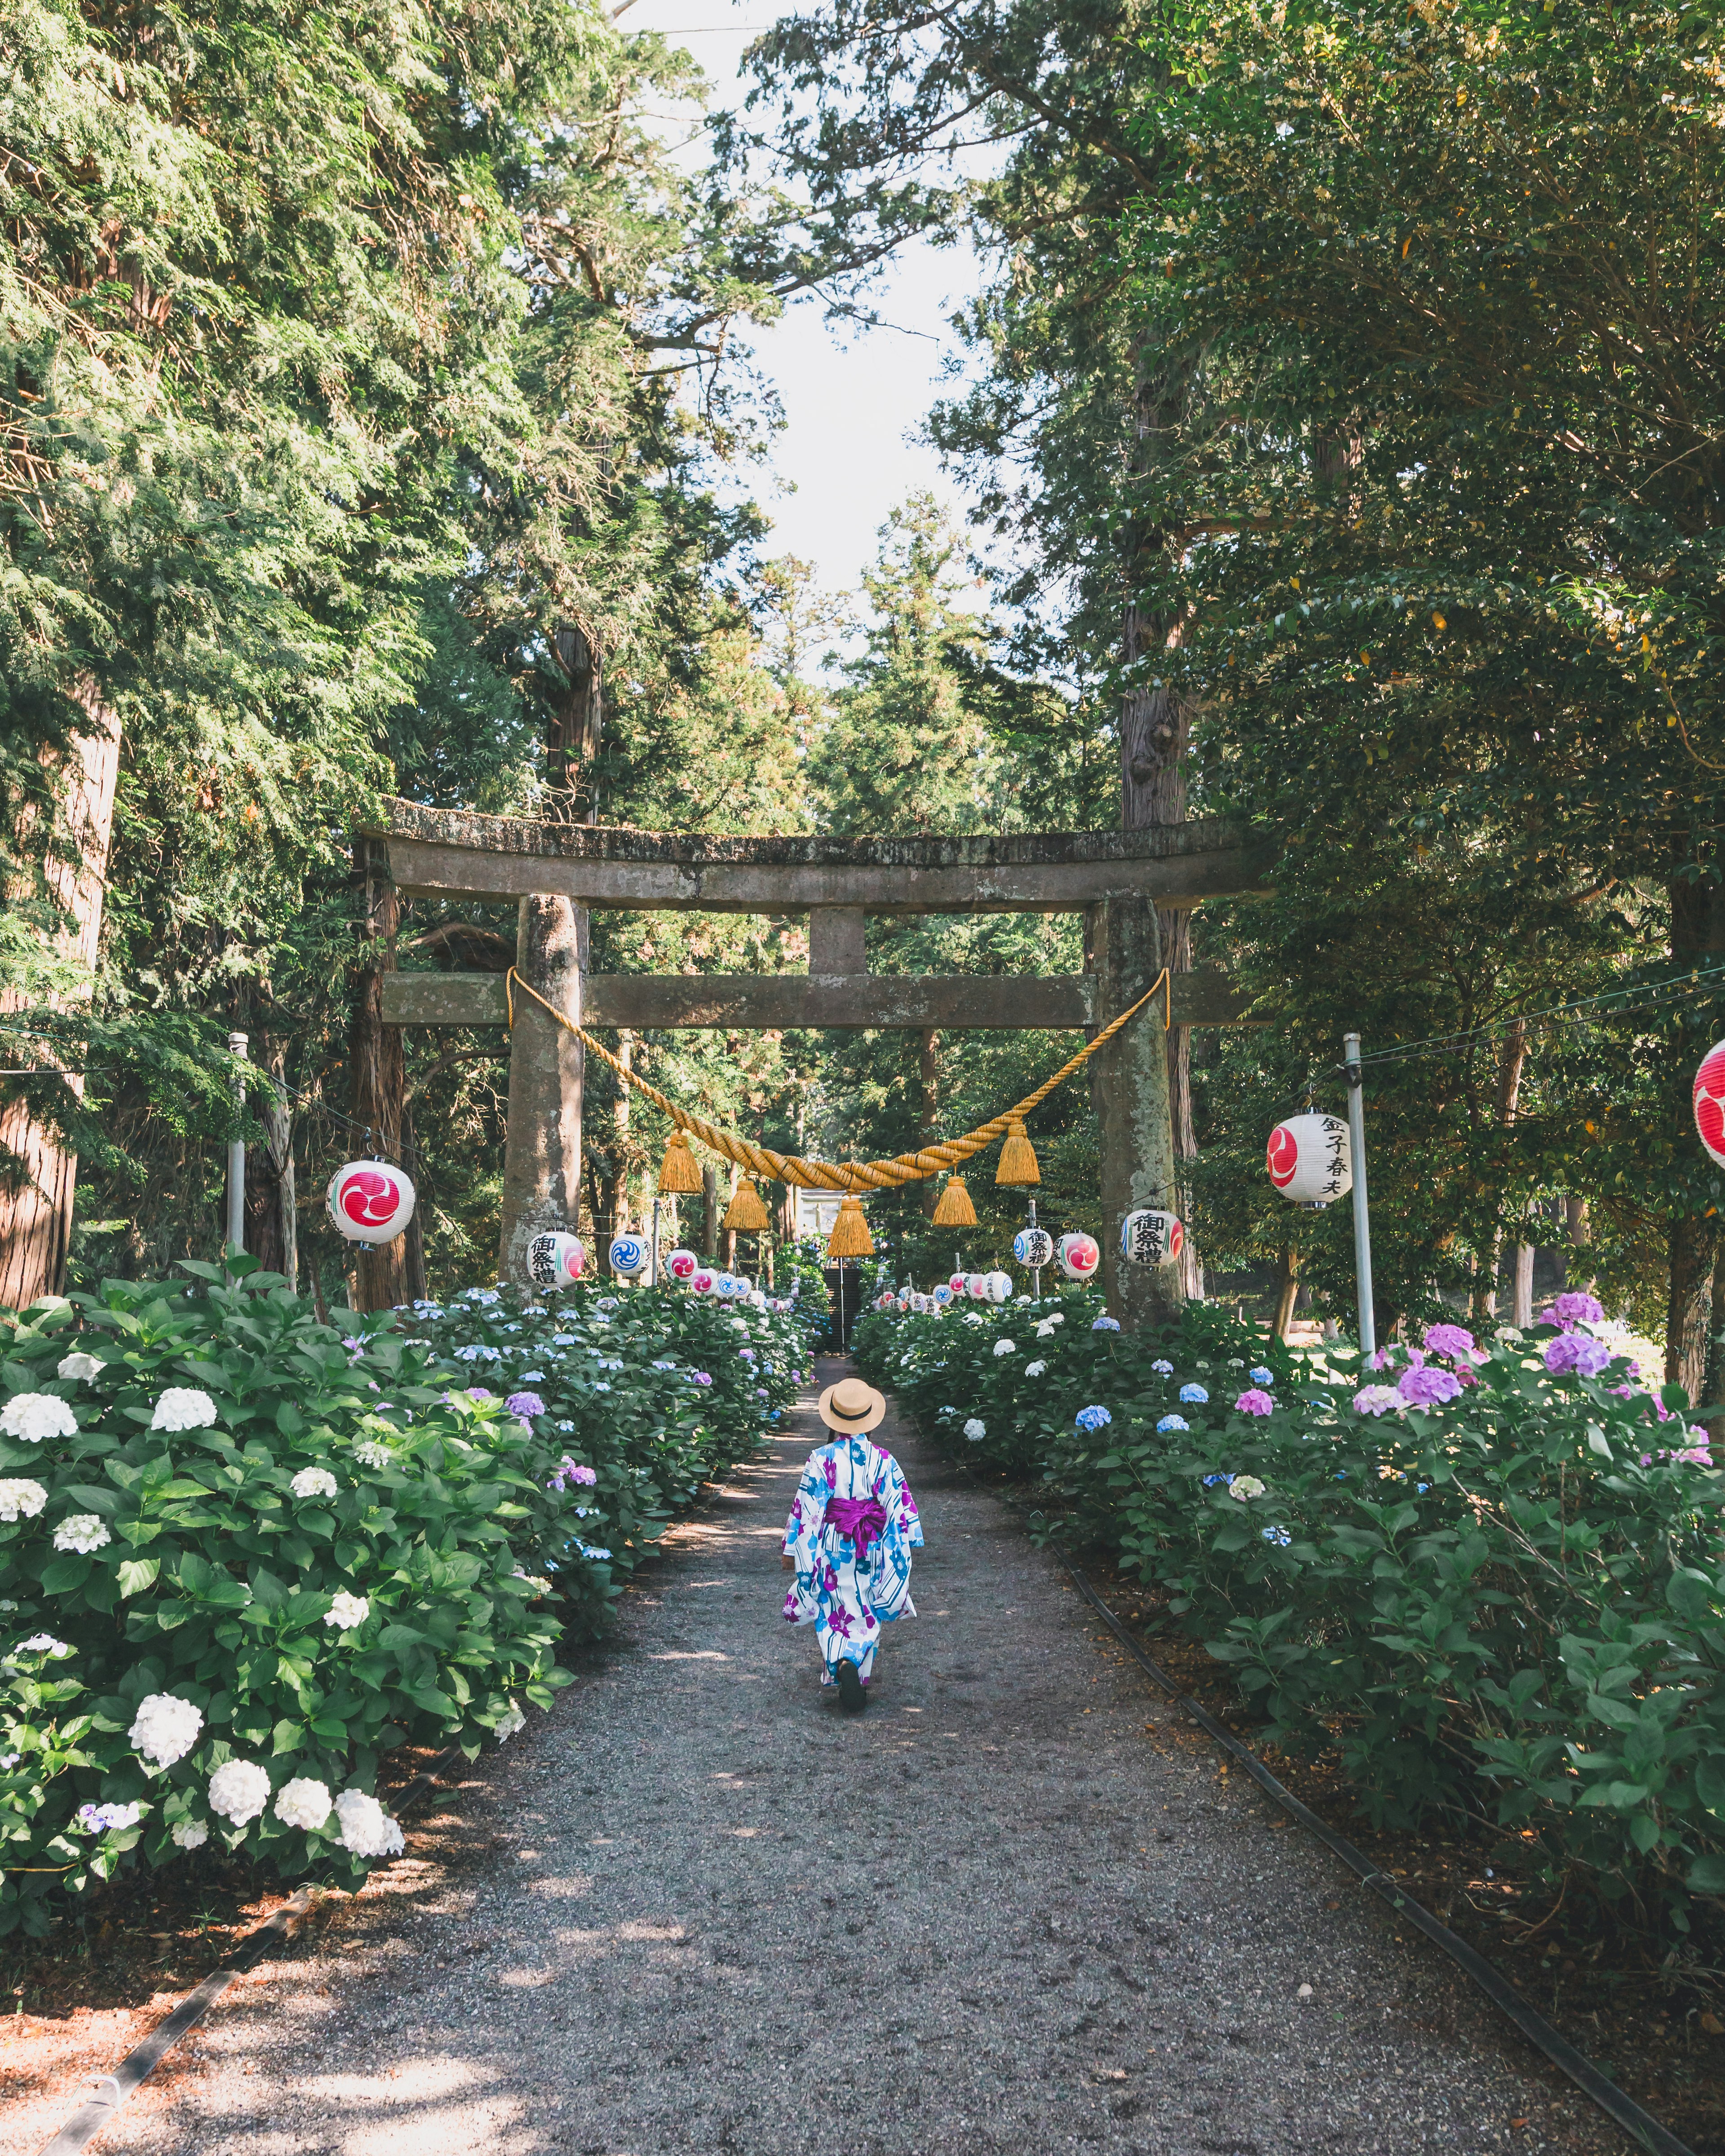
0;1264;807;1936
398;1280;809;1641
854;1297;1725;1928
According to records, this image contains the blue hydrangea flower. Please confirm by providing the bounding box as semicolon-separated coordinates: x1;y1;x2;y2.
1150;1359;1173;1375
1203;1471;1233;1487
518;1370;547;1383
1179;1383;1209;1404
1092;1315;1121;1331
1261;1525;1292;1547
552;1333;576;1345
505;1392;546;1418
556;1420;575;1433
1157;1414;1190;1433
1075;1404;1113;1432
1249;1366;1274;1387
593;1381;611;1393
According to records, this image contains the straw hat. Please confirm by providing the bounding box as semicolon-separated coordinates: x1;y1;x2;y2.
817;1376;886;1435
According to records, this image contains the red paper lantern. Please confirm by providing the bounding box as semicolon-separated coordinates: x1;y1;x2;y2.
325;1161;416;1246
1694;1041;1725;1167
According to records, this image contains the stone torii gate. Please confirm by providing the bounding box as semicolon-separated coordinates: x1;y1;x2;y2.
366;801;1271;1325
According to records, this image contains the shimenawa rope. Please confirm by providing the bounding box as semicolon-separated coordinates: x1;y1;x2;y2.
503;966;1171;1193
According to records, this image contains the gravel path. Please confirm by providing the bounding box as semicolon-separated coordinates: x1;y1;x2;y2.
45;1359;1631;2156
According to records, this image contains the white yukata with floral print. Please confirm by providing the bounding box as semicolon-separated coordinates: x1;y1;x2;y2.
781;1434;923;1687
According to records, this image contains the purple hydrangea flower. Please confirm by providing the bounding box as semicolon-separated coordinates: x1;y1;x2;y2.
505;1392;546;1418
1397;1363;1462;1408
1550;1290;1605;1328
464;1386;493;1402
1544;1333;1610;1378
1422;1322;1476;1361
692;1371;712;1387
1234;1388;1275;1417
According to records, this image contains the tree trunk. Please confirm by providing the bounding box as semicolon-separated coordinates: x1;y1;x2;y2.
918;1027;939;1220
1271;1247;1300;1340
1482;1020;1529;1319
720;1163;738;1269
498;894;586;1286
0;686;122;1306
1089;894;1181;1330
546;622;604;821
1512;1242;1535;1329
1667;1211;1716;1402
1564;1195;1593;1294
349;848;412;1312
245;1031;297;1288
702;1165;719;1259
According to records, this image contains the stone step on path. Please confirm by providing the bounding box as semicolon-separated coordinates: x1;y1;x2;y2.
81;1358;1629;2156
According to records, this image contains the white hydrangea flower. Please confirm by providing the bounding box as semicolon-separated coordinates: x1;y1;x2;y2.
172;1819;209;1850
325;1591;370;1631
57;1352;105;1383
290;1466;338;1501
0;1393;77;1444
1494;1325;1524;1344
0;1480;48;1521
1229;1475;1267;1501
151;1388;218;1432
352;1440;393;1469
963;1418;986;1442
16;1632;71;1657
495;1702;526;1743
992;1339;1016;1357
128;1692;204;1769
53;1513;111;1554
208;1758;271;1825
1025;1359;1047;1378
274;1776;334;1832
334;1787;405;1859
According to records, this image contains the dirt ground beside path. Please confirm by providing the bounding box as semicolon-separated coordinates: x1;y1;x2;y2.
18;1358;1635;2156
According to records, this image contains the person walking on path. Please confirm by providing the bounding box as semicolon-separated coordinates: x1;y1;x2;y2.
780;1374;923;1711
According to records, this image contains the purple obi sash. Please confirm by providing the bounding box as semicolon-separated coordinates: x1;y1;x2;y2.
826;1496;888;1561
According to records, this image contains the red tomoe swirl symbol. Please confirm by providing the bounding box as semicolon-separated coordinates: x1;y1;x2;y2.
340;1170;401;1228
1168;1219;1185;1260
1266;1124;1299;1188
1064;1235;1098;1275
1694;1041;1725;1164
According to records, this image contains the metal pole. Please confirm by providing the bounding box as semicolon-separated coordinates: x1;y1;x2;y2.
651;1195;661;1287
226;1031;249;1261
1343;1033;1376;1358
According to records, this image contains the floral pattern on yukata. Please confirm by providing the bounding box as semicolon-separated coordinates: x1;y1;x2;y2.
782;1435;923;1685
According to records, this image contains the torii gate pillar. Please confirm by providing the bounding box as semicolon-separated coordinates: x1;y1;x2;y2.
1091;895;1182;1329
498;895;586;1281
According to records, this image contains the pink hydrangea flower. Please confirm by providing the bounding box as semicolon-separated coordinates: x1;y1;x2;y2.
1549;1290;1605;1329
1234;1388;1275;1417
1422;1323;1476;1361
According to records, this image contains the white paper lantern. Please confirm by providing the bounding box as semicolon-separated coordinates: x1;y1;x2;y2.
734;1275;753;1299
948;1272;968;1296
325;1161;416;1246
984;1268;1013;1304
526;1231;587;1289
1121;1209;1184;1268
1057;1231;1101;1281
875;1292;897;1312
715;1271;739;1299
911;1292;929;1314
1011;1225;1053;1269
689;1267;718;1297
665;1247;698;1283
608;1233;647;1278
1695;1041;1725;1167
1266;1113;1353;1206
932;1283;954;1308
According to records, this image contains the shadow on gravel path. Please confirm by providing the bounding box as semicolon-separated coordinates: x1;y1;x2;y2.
67;1358;1632;2156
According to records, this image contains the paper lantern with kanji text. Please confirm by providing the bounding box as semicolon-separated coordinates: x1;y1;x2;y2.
1121;1209;1183;1268
1265;1113;1352;1206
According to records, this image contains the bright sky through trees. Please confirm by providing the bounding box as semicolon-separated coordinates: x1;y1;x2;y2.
622;0;984;599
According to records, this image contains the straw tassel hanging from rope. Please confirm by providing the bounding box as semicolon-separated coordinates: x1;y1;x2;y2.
995;1116;1039;1187
658;1130;704;1195
826;1193;874;1258
722;1176;771;1233
931;1173;976;1227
